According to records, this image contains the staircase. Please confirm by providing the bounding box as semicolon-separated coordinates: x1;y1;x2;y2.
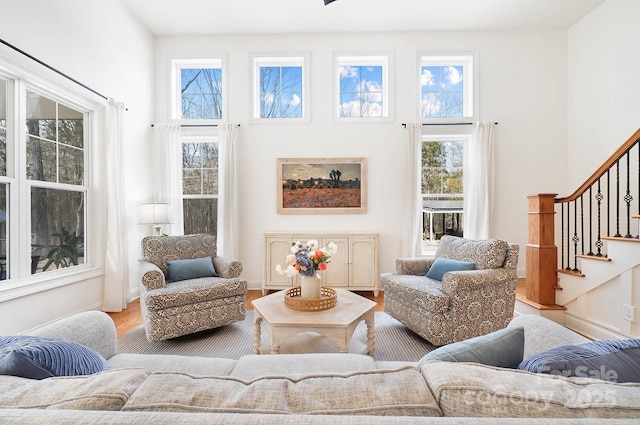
518;129;640;340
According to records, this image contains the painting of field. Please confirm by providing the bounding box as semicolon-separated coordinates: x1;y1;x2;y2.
277;158;367;214
283;188;361;209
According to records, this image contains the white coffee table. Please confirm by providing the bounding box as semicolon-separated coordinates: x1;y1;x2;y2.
252;288;376;356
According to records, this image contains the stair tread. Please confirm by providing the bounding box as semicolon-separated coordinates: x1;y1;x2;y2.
515;293;566;310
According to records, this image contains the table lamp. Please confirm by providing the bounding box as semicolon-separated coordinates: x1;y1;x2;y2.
139;203;171;236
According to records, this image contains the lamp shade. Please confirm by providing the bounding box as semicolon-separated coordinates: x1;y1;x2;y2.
139;203;172;225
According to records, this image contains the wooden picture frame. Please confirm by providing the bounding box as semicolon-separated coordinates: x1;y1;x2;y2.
277;158;367;214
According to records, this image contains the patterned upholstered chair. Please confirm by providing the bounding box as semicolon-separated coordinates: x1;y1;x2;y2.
138;234;247;342
381;235;519;346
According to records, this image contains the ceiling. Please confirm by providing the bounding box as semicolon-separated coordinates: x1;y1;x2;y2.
120;0;606;36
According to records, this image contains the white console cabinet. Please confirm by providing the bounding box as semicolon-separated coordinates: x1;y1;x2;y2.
263;233;379;296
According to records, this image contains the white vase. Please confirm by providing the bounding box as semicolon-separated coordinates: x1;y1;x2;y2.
300;272;322;299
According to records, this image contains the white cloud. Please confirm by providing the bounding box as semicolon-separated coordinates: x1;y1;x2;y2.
339;100;382;118
289;93;301;106
421;69;435;87
444;66;462;85
340;66;358;78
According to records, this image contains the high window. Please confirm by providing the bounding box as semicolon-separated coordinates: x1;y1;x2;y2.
252;56;308;121
420;55;474;121
181;138;218;236
421;135;468;252
173;59;224;121
335;55;391;120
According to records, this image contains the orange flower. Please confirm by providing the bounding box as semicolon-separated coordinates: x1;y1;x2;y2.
295;264;301;271
318;262;327;271
316;250;323;259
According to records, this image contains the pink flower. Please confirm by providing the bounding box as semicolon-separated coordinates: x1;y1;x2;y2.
318;262;327;271
286;254;296;265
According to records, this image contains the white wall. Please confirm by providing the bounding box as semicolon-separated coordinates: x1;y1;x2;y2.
559;0;640;336
0;0;154;333
155;30;568;288
568;0;640;188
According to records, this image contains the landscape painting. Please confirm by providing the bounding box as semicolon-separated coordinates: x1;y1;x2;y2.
277;158;367;214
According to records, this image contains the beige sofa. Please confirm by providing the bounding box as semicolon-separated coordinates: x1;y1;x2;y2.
0;311;639;424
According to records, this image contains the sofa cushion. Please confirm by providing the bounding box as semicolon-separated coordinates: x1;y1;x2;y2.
518;339;640;383
0;368;148;411
418;326;524;369
421;361;640;418
123;366;442;417
109;354;238;376
0;336;111;380
167;257;217;283
145;278;247;310
230;353;377;380
426;257;476;281
435;236;509;270
382;275;450;313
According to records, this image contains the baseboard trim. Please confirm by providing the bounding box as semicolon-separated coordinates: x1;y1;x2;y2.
563;314;628;340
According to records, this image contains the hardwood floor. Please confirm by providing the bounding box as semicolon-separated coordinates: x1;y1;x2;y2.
107;290;385;338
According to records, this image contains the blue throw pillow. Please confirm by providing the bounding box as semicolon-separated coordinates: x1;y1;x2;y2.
167;256;218;283
518;339;640;383
426;257;476;281
0;335;111;380
418;326;524;369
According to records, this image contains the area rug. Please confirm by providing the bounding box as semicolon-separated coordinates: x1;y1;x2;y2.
117;310;436;362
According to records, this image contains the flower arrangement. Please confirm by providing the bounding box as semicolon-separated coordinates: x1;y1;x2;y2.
276;239;338;277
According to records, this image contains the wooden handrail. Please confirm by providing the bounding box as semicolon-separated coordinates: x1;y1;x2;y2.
556;128;640;203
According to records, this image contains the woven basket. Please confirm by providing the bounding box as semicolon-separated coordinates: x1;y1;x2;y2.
284;287;337;311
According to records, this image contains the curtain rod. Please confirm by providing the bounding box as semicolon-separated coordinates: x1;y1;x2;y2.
402;122;498;128
150;124;241;128
0;38;109;101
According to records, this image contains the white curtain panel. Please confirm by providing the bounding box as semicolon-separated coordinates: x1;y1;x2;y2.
403;123;423;257
152;124;183;235
102;99;130;312
463;121;496;240
217;124;240;260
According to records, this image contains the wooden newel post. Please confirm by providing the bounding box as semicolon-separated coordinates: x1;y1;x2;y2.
526;194;558;305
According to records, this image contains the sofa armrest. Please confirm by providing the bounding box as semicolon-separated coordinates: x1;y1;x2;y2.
441;268;516;294
27;311;117;360
395;257;435;276
139;260;165;290
213;256;243;278
508;314;590;359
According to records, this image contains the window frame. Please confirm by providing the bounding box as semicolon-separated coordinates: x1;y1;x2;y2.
171;58;226;124
180;134;219;238
333;53;393;123
251;54;310;124
0;56;102;296
420;131;470;255
418;53;477;124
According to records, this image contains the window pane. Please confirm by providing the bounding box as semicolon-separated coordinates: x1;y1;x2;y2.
0;79;6;176
30;187;85;274
58;145;84;185
182;169;201;194
259;65;302;118
26;137;56;182
26;92;56;140
421;138;465;244
339;64;383;118
25;92;85;186
0;183;7;280
420;64;464;119
182;142;218;195
58;104;84;148
181;67;222;119
183;198;217;235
